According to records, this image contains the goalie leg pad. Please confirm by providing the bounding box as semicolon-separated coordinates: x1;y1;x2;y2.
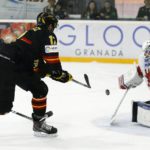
132;100;150;127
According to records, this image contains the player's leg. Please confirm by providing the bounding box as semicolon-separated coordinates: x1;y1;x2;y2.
16;73;57;135
29;79;57;136
0;58;15;115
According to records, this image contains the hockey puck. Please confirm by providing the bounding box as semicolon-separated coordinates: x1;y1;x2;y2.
105;89;110;95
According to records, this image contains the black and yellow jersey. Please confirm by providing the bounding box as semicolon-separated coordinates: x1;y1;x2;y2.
14;26;62;74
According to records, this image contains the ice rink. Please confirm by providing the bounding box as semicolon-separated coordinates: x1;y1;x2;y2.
1;62;150;150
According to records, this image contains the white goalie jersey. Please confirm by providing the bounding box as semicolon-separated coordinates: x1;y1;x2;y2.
138;52;150;88
119;40;150;89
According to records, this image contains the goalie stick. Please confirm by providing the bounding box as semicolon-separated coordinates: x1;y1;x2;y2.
72;74;91;88
11;110;53;121
110;89;129;125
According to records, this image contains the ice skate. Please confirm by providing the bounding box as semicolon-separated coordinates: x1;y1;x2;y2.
32;113;57;137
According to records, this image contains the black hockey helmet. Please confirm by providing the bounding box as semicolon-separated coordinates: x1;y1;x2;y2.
37;12;58;28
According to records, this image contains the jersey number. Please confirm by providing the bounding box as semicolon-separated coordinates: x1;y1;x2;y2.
49;35;56;45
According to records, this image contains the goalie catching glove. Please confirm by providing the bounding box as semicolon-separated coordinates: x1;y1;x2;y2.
119;65;143;89
50;70;72;83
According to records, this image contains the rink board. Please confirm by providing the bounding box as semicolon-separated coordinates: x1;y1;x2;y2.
60;57;138;64
0;20;149;64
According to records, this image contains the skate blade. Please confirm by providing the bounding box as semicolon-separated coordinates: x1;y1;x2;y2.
34;131;58;137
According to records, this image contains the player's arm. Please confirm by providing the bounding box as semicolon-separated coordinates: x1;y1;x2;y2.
43;34;72;83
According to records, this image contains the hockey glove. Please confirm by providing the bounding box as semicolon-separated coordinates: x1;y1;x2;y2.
119;66;143;89
50;70;72;83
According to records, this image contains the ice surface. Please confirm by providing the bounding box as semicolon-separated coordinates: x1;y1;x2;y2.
1;62;150;150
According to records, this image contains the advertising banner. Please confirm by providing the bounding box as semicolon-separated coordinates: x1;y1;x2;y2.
0;20;150;63
57;20;150;62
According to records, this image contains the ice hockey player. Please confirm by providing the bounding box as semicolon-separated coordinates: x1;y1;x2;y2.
119;40;150;90
119;40;150;127
0;12;72;136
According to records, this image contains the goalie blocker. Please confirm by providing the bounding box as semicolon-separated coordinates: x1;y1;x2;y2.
132;100;150;127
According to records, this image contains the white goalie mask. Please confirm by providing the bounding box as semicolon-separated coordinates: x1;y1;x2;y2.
142;40;150;57
142;40;150;51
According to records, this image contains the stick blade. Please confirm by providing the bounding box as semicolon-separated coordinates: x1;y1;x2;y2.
110;117;116;125
84;74;91;88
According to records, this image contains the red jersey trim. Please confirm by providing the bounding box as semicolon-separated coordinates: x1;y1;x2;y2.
20;37;32;45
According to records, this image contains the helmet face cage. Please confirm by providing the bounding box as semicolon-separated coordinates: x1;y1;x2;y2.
37;12;58;28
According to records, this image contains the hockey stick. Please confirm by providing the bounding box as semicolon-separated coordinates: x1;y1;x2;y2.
110;88;129;125
72;74;91;88
11;110;32;121
11;110;53;121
